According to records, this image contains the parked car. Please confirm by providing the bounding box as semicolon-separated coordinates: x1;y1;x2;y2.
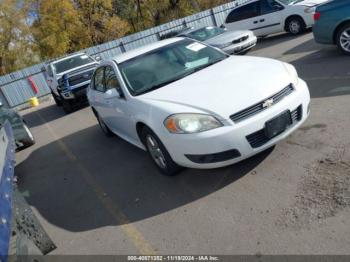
313;0;350;55
43;53;100;113
0;100;35;150
178;26;257;55
223;0;329;37
88;38;310;176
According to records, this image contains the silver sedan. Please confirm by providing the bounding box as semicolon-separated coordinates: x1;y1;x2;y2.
179;26;257;55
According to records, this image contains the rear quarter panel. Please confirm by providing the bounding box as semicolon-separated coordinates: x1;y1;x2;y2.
313;0;350;44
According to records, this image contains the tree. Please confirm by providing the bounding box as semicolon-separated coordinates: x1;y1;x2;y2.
0;0;35;75
74;0;131;45
31;0;86;59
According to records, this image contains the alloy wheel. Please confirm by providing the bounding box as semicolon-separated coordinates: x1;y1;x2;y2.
146;135;167;169
289;20;301;34
340;28;350;53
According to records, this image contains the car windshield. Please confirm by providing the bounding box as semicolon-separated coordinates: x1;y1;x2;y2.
53;54;94;74
186;27;226;41
277;0;304;4
119;39;229;96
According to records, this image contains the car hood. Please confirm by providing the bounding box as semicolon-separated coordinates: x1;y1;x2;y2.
140;56;292;120
205;31;251;45
293;0;328;7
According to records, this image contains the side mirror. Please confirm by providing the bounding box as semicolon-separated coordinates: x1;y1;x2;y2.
95;56;102;62
104;88;120;99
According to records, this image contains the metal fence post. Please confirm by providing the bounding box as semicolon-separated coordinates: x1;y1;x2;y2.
120;41;126;53
210;9;218;27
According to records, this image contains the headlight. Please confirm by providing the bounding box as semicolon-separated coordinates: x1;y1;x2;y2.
164;114;223;134
283;63;299;86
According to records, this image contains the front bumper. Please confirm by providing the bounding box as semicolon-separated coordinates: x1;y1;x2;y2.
161;79;311;169
60;83;90;100
222;36;257;54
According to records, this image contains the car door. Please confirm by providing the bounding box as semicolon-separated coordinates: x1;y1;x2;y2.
224;1;260;33
89;66;109;121
256;0;284;35
103;65;136;141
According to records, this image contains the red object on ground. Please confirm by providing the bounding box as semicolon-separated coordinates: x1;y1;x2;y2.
28;76;39;94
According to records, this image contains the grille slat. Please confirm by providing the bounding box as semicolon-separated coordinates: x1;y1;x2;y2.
246;105;303;149
230;84;294;123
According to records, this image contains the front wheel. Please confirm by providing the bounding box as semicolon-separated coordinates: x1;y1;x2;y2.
52;92;62;106
62;99;74;114
286;17;305;35
336;23;350;55
141;127;183;176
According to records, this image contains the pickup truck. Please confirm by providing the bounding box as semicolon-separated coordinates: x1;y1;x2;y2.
43;53;100;113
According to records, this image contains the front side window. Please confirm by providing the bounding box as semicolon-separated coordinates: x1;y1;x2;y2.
53;54;94;74
226;2;260;23
119;39;228;96
187;27;226;41
105;66;120;90
93;67;105;92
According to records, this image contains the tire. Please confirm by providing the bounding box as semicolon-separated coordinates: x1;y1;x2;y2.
286;17;305;35
20;124;35;149
52;92;62;106
336;23;350;55
62;99;74;114
141;126;183;176
97;113;114;137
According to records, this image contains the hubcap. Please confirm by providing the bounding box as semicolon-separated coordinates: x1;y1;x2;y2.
340;29;350;52
146;135;167;169
289;21;300;34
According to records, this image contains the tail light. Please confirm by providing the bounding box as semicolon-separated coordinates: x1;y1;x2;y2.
314;12;321;21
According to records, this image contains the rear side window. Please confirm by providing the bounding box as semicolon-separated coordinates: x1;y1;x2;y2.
260;0;284;15
93;67;105;92
226;2;260;23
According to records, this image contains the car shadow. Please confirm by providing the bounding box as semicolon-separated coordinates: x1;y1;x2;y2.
15;125;273;232
22;102;89;128
286;40;350;99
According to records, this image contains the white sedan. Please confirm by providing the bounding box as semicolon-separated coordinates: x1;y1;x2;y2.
88;38;310;176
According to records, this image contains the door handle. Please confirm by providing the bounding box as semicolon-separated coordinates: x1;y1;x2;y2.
253;21;258;24
260;19;265;22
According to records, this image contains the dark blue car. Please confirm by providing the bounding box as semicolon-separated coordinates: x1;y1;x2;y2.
313;0;350;55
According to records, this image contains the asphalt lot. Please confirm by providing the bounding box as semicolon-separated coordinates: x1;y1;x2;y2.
16;31;350;255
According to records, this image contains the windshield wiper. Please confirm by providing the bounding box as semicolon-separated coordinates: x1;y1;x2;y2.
190;58;227;73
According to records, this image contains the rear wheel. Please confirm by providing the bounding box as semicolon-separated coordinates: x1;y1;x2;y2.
141;126;183;176
336;23;350;55
286;17;305;35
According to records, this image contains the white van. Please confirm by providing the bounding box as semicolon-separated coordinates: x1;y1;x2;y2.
223;0;328;36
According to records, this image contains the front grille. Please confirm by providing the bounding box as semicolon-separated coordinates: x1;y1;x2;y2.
230;84;294;123
232;35;249;44
68;69;94;86
246;105;303;149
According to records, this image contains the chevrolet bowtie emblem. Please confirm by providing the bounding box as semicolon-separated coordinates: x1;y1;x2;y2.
262;98;274;108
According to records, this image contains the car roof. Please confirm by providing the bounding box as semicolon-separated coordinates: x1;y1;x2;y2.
112;38;184;64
